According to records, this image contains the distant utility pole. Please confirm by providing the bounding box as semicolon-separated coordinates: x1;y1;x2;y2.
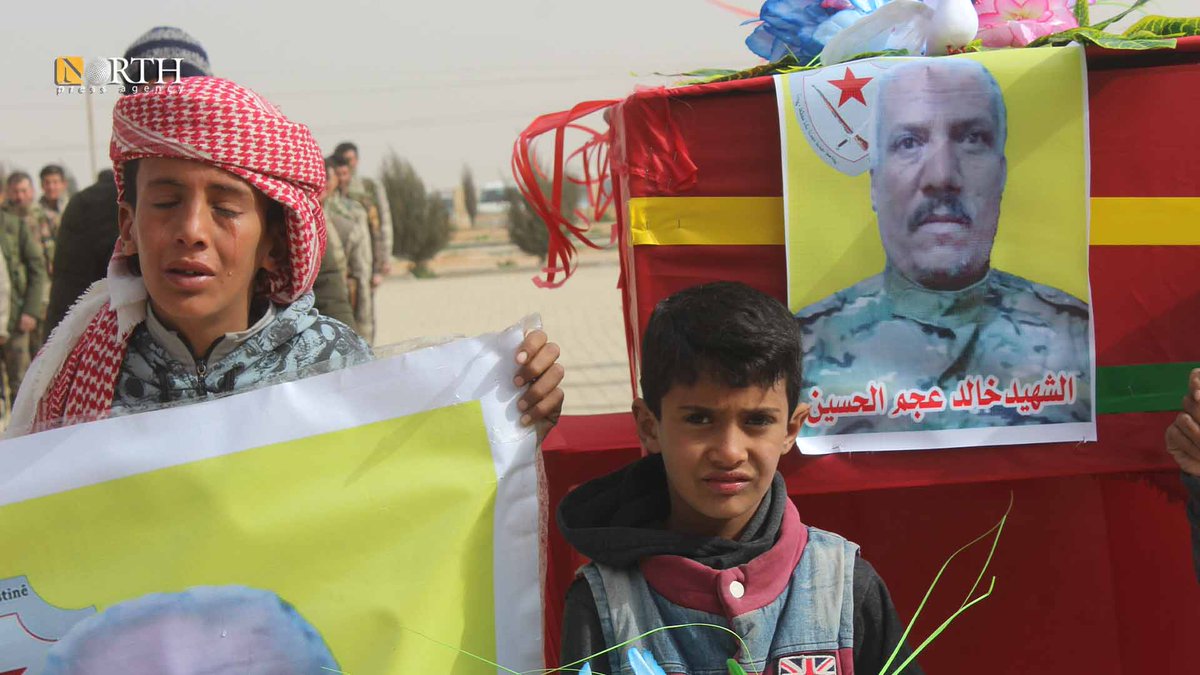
85;89;98;178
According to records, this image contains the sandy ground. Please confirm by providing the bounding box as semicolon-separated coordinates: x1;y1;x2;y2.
373;251;632;415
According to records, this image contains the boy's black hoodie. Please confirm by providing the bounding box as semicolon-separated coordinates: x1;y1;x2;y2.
557;454;923;674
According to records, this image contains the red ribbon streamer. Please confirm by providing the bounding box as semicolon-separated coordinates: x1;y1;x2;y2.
512;100;618;288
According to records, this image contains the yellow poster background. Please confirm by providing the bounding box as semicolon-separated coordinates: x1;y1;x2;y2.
783;46;1089;311
0;401;501;674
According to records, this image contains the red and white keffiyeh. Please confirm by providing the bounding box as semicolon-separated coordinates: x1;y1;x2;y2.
7;77;327;436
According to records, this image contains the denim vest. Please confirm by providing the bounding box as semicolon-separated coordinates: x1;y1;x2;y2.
581;509;857;675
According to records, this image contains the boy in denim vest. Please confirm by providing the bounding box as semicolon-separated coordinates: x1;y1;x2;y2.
558;282;921;675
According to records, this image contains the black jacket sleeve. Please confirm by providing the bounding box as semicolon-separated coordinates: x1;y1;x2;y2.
561;577;613;675
854;557;924;675
1184;472;1200;583
17;217;47;321
46;186;117;334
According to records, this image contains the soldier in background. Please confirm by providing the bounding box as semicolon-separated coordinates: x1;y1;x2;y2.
2;172;53;361
333;142;393;291
325;155;375;344
3;173;52;264
312;208;356;332
0;174;48;404
796;59;1090;433
0;252;11;349
38;164;70;270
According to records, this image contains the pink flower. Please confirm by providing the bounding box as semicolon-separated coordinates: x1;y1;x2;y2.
976;0;1080;47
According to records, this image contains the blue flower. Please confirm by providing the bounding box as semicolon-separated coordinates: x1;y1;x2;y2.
745;0;894;62
628;648;669;675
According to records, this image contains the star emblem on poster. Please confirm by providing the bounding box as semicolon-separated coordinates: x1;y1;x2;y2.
829;67;872;106
788;59;904;176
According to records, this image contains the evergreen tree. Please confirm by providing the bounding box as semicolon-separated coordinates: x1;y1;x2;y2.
380;152;451;277
461;166;478;225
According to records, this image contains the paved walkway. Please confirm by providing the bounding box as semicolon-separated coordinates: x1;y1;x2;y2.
374;256;632;415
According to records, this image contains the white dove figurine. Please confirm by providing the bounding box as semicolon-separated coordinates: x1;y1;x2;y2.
819;0;980;65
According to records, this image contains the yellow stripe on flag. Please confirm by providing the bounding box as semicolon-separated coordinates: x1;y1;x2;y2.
629;196;1200;247
1091;198;1200;245
629;197;783;246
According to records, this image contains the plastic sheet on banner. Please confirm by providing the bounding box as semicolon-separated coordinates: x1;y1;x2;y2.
0;321;544;675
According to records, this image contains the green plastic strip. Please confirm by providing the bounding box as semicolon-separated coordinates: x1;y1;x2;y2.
1096;362;1200;415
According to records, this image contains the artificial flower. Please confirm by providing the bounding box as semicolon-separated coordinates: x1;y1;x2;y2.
746;0;895;61
976;0;1080;47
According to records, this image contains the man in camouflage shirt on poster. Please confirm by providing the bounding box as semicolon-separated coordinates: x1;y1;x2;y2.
796;59;1091;434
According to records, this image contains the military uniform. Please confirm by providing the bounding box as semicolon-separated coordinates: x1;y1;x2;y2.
0;205;48;403
37;194;68;274
311;222;357;332
5;202;55;276
346;174;393;279
796;265;1091;434
4;202;55;357
324;193;375;344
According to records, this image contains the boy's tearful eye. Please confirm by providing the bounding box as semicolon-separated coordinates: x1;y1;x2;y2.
683;411;712;426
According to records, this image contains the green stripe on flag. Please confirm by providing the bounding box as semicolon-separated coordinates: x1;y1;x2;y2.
1097;362;1200;414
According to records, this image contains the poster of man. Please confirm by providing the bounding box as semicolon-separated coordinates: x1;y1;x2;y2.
41;586;339;674
777;47;1095;454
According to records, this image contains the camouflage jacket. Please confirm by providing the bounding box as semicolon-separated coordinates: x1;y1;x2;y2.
796;265;1092;433
346;174;393;275
110;292;371;417
0;204;48;331
324;193;372;282
8;201;56;275
38;194;68;229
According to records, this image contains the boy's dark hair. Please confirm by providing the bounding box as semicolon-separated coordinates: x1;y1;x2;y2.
640;281;803;417
6;171;32;188
333;142;358;159
39;164;65;180
123;160;142;206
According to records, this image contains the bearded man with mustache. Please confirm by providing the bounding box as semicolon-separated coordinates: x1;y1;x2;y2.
795;58;1091;433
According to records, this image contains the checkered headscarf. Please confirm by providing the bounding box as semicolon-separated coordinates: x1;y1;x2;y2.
9;77;327;436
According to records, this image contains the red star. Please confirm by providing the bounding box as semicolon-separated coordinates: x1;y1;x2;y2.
829;67;873;107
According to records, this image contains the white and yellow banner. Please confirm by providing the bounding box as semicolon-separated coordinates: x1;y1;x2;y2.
0;322;542;674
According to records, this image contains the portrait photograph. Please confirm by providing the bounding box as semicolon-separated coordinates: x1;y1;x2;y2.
777;46;1095;454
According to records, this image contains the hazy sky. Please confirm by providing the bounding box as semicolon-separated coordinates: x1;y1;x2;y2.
1;0;757;190
1;0;1186;191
